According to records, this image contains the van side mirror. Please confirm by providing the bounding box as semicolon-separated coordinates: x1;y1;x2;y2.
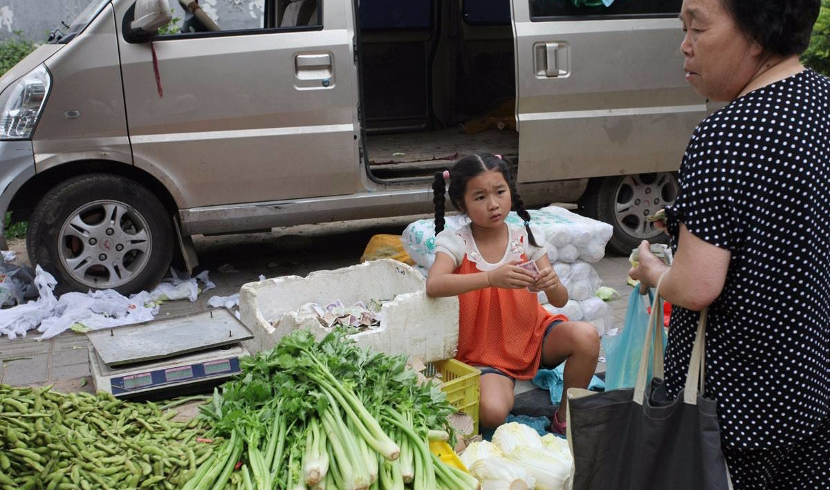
131;0;173;37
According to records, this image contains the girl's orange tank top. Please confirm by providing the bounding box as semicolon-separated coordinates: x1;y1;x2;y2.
454;254;567;380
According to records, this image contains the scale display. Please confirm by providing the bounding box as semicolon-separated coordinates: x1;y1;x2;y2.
205;360;231;375
108;357;241;395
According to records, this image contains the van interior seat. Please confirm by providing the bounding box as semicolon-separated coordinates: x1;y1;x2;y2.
281;0;318;27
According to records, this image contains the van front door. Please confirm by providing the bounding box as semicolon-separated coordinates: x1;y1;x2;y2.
510;0;707;252
115;0;359;209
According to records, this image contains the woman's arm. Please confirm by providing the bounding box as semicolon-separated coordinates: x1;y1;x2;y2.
629;224;731;311
532;253;569;308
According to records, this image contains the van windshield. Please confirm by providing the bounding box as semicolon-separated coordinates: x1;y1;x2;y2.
48;0;110;44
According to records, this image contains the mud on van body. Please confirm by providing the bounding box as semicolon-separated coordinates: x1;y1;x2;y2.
0;0;707;294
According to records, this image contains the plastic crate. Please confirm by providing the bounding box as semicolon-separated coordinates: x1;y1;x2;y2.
430;359;480;435
429;440;469;474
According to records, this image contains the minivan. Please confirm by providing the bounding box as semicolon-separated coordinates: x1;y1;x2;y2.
0;0;708;294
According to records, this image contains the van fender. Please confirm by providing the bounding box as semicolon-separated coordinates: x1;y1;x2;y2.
0;141;37;250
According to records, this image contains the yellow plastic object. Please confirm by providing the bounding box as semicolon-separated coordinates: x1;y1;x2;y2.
359;234;416;266
430;359;480;435
429;440;470;474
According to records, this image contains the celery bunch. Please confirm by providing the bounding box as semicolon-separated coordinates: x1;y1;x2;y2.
185;330;479;490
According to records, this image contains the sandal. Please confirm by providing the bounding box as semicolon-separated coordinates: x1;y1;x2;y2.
551;412;567;436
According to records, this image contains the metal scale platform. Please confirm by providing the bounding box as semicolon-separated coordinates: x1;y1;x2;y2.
88;309;253;399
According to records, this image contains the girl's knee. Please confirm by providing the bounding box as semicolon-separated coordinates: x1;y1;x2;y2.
573;321;600;354
479;403;511;429
479;373;515;428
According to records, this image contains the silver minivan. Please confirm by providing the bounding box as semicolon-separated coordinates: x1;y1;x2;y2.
0;0;707;294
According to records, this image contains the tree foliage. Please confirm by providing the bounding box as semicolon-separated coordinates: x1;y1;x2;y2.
0;31;37;77
803;0;830;76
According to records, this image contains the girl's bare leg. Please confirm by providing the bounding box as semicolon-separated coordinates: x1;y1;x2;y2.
541;321;600;421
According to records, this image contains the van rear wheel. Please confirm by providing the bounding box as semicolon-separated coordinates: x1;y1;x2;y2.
582;172;679;256
27;174;174;295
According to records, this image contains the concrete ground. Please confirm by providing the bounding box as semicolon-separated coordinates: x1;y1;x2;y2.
0;213;635;391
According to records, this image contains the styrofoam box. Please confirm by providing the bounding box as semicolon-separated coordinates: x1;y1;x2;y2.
239;259;460;363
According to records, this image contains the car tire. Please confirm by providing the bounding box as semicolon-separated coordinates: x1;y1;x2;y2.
27;174;174;295
582;172;679;256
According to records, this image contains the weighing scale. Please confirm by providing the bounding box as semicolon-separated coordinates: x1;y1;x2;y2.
88;308;253;399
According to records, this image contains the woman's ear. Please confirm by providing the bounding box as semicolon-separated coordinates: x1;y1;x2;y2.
749;39;764;58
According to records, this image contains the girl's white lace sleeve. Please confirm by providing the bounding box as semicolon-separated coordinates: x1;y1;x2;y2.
434;229;465;267
526;224;549;261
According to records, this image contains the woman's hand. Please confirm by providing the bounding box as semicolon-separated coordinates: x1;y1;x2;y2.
530;266;559;293
648;208;669;236
629;240;670;293
486;261;536;289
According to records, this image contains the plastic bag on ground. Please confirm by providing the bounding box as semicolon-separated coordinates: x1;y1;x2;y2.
532;362;605;405
602;287;667;391
37;289;159;340
207;293;240;309
0;266;59;339
0;254;37;307
0;268;217;340
149;269;215;302
360;234;416;265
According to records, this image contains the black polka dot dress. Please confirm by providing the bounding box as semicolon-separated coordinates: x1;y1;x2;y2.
664;70;830;487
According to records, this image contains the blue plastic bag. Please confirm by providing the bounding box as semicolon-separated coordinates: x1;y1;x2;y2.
601;287;667;391
533;363;606;404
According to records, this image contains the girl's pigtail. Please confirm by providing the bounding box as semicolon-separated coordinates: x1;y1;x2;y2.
510;181;539;247
432;171;447;234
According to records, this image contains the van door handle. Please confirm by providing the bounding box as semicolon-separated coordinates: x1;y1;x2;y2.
295;53;334;84
534;42;570;78
296;53;332;69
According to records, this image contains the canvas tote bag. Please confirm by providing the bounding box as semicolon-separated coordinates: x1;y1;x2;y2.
566;275;732;490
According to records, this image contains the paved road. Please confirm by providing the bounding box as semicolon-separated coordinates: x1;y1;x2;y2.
0;214;634;391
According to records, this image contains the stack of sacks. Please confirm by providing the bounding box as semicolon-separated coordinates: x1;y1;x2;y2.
402;205;616;336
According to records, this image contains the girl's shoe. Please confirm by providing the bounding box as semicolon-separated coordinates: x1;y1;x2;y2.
551;412;567;436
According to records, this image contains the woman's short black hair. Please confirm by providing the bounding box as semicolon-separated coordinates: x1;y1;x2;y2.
721;0;821;56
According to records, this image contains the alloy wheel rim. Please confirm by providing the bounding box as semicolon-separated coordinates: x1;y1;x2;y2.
57;200;153;289
613;173;679;240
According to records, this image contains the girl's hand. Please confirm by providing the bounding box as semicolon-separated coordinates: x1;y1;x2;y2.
530;266;559;292
486;261;536;289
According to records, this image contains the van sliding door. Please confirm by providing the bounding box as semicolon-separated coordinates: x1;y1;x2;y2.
510;0;706;184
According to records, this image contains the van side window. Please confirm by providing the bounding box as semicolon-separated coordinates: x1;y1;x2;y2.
158;0;320;37
530;0;681;20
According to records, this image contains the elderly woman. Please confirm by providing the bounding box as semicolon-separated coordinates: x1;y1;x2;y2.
629;0;828;488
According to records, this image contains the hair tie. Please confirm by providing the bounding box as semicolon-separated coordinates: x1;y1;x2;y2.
495;154;503;160
442;170;450;180
524;220;530;226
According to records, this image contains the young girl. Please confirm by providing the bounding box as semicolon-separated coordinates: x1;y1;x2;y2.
425;153;599;434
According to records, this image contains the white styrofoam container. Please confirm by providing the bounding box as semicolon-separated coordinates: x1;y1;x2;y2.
239;259;459;362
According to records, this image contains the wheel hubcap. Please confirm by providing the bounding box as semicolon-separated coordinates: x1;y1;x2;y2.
614;173;679;240
58;200;153;289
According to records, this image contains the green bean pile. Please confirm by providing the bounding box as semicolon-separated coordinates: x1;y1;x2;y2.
0;385;218;490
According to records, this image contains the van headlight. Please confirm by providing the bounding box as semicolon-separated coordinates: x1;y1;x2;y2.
0;65;51;140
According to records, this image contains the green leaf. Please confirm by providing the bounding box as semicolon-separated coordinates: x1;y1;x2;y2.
596;286;621;301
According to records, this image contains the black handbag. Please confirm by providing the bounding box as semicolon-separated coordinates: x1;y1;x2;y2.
566;275;732;490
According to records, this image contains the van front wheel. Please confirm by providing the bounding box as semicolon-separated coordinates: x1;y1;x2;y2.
27;174;174;295
582;173;679;256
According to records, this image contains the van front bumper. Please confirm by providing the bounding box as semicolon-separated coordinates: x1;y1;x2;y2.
0;140;36;250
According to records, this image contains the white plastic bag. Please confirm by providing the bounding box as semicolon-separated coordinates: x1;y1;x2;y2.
0;266;59;339
401;206;613;269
